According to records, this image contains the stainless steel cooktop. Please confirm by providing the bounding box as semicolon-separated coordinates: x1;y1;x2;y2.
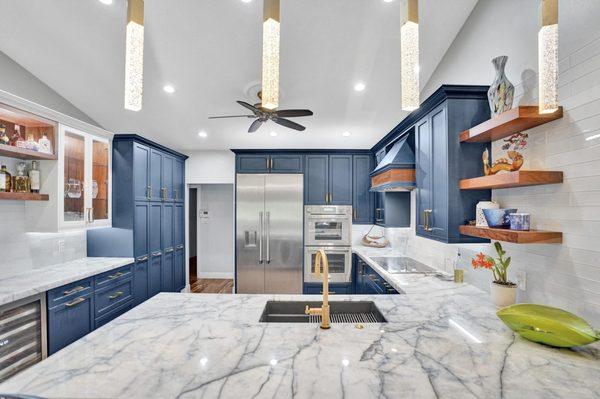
370;257;437;274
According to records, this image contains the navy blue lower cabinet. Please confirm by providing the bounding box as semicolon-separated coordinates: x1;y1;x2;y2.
95;301;133;329
133;256;149;306
174;245;185;291
47;286;94;355
148;252;162;297
304;283;351;295
162;249;175;292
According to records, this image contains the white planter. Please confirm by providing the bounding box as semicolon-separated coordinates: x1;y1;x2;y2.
490;282;517;308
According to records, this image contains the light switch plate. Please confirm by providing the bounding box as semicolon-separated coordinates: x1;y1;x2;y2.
516;271;526;291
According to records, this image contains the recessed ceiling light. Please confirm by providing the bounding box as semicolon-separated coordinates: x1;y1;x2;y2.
354;82;366;92
198;131;207;138
269;131;278;137
163;84;175;94
241;0;252;2
99;0;113;4
342;131;351;137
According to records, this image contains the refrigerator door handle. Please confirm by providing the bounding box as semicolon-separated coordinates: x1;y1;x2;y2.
259;211;264;263
266;211;271;263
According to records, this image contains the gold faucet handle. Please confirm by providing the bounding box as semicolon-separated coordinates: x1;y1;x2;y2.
305;305;310;315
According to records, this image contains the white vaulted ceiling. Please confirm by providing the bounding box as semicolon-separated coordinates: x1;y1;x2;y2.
0;0;477;150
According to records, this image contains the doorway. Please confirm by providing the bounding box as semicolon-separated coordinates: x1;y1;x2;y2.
188;184;235;294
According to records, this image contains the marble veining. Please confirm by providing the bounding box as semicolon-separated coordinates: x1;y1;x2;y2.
0;257;134;306
1;247;598;398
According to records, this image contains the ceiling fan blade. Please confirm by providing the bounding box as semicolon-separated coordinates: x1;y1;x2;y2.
208;115;255;119
272;117;306;131
248;119;265;133
237;101;261;116
273;109;313;118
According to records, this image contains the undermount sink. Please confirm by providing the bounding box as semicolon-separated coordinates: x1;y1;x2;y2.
259;301;387;324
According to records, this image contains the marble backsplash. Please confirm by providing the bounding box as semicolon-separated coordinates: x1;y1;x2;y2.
0;201;86;277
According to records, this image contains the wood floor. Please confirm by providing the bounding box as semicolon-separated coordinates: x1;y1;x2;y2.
189;276;234;294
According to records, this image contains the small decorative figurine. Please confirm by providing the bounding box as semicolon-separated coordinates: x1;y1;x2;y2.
13;162;30;193
38;134;53;154
482;148;524;176
487;55;515;117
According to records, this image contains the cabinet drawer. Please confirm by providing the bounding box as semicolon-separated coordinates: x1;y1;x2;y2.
95;301;133;329
94;264;134;290
47;278;93;308
94;280;134;316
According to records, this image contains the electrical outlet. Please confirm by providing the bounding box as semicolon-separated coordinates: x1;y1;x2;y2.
516;271;526;291
57;240;66;254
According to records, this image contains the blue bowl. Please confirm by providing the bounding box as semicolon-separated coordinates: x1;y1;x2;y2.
483;208;518;228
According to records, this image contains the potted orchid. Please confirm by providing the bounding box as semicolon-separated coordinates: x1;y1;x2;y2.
471;242;517;307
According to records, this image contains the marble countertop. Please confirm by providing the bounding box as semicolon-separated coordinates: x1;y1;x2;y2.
0;257;134;306
1;247;599;398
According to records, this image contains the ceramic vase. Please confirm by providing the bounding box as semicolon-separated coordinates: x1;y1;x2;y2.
476;201;499;227
490;282;517;308
487;56;515;117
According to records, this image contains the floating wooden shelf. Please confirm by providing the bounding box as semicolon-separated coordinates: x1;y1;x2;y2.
460;170;563;190
0;144;56;160
0;192;49;201
459;225;562;244
460;106;563;143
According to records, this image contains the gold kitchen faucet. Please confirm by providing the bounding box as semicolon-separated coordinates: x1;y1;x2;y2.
305;249;331;329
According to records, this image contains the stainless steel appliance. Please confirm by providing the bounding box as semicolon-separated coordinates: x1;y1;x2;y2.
304;246;352;283
305;205;352;246
0;294;47;382
236;174;303;294
370;257;436;274
304;205;352;283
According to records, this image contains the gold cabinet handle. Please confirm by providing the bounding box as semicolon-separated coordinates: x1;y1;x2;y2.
65;297;86;307
423;209;433;232
108;291;124;300
176;244;184;250
137;255;149;262
108;271;124;280
147;186;152;199
63;286;85;295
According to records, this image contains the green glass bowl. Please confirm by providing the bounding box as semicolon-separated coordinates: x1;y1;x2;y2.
497;304;600;348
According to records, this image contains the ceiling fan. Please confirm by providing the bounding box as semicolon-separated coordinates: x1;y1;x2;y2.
209;101;313;133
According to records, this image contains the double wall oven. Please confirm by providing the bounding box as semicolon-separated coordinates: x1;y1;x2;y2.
304;205;352;283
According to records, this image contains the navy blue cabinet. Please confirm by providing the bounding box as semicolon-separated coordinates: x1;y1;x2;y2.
352;155;373;223
47;289;94;355
413;87;491;243
329;155;352;205
304;283;351;295
236;153;303;173
305;155;328;204
113;135;188;304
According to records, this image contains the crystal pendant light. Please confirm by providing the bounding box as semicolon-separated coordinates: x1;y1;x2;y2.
538;0;558;114
262;0;280;110
401;0;419;111
124;0;144;111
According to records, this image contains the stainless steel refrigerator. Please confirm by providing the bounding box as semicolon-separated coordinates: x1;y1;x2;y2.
236;174;303;294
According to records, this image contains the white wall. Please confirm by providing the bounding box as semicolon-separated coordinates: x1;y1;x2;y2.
406;0;600;325
185;150;235;185
196;184;235;279
0;50;98;126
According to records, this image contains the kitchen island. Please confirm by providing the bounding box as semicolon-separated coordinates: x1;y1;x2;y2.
1;255;599;399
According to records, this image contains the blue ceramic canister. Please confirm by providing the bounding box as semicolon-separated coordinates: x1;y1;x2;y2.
509;213;531;231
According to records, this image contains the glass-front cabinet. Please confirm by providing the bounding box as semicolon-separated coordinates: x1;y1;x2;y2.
59;125;111;229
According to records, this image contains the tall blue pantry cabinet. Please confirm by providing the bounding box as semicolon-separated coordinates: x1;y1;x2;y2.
112;135;187;305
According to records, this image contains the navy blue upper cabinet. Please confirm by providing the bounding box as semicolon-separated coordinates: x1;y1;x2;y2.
352;155;373;223
174;159;184;202
305;155;328;205
236;153;303;173
329;155;352;205
410;86;491;243
149;149;163;202
133;143;150;201
162;154;174;202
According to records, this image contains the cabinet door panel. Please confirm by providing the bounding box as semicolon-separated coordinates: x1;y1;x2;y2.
174;204;184;246
133;143;150;201
174;159;184;202
162;204;174;250
270;154;303;173
430;106;449;238
133;259;148;306
329;155;352;205
174;247;185;291
47;293;94;355
237;154;270;173
162;155;174;201
149;149;163;201
134;202;149;257
415;117;431;233
149;203;162;253
162;251;174;292
305;155;328;205
352;155;373;223
148;255;162;297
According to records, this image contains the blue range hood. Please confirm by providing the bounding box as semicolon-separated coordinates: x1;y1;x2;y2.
370;136;416;192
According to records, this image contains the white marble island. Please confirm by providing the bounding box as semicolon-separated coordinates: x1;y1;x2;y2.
1;271;599;398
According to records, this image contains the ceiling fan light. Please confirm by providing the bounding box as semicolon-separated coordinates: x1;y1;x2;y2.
401;0;419;112
124;0;144;111
262;0;280;110
539;0;558;114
